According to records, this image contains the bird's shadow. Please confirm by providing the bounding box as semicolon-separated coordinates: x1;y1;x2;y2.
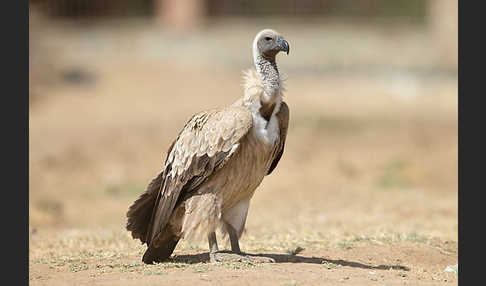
170;251;409;271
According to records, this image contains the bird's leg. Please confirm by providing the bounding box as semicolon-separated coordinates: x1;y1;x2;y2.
207;227;275;263
213;222;275;264
208;231;219;263
225;223;241;254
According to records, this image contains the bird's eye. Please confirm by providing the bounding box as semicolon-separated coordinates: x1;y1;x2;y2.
264;37;272;41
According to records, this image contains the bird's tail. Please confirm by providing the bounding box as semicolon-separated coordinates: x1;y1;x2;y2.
142;231;180;264
126;171;165;244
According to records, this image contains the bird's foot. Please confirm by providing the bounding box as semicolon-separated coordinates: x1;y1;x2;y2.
243;255;276;263
209;251;275;264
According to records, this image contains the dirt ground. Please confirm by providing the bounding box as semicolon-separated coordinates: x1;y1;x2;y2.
29;16;458;285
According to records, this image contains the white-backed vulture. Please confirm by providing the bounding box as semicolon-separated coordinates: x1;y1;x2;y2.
126;29;290;264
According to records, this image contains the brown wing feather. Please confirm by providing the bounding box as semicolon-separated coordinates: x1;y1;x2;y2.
126;106;253;247
267;101;289;175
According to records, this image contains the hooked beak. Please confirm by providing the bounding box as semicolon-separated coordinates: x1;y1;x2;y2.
277;37;290;55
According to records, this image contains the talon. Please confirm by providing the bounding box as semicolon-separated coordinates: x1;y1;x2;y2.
210;252;276;264
243;255;275;263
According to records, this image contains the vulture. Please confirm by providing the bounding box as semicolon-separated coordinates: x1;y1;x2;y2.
126;29;290;264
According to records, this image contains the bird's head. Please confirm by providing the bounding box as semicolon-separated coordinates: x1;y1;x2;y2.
253;29;290;62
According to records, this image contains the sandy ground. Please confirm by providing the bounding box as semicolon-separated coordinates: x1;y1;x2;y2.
29;16;457;285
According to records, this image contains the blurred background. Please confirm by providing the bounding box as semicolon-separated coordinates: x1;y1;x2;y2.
29;0;457;246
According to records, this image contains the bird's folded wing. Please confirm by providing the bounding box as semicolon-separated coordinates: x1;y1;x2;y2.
267;101;289;175
145;106;253;246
